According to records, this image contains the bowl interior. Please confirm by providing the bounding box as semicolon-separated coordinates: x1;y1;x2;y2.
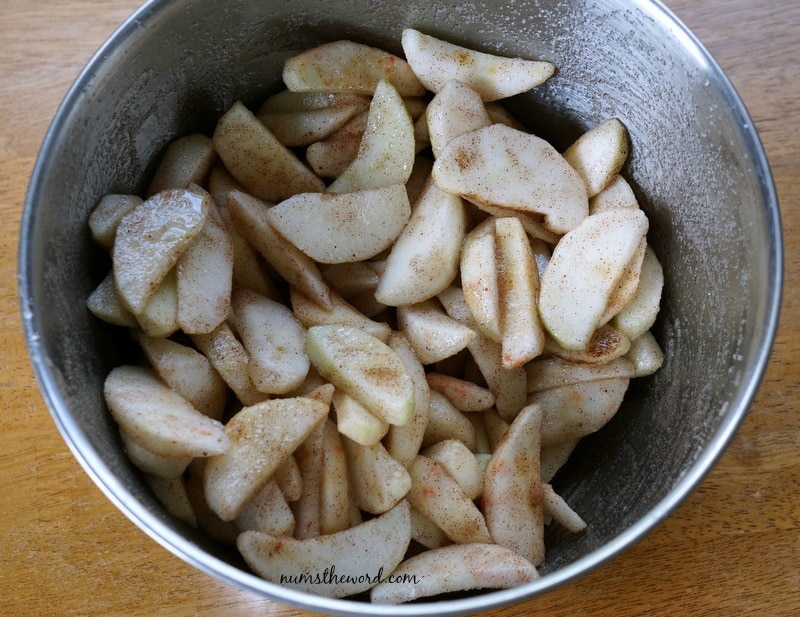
21;0;780;614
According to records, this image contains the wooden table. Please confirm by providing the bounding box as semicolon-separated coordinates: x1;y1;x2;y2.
1;1;797;615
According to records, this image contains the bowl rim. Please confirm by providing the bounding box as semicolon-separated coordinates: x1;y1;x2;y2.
18;0;783;614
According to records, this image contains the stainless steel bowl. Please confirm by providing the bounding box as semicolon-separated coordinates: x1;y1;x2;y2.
19;0;781;615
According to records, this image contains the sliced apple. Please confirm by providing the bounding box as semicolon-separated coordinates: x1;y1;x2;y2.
259;90;371;113
328;80;415;193
226;189;330;309
543;483;586;533
320;261;380;298
120;431;193;479
305;324;415;426
527;377;630;445
342;436;411;514
401;29;554;101
86;271;138;328
203;396;327;521
145;474;197;528
135;334;227;421
614;245;664;340
230;288;310;395
283;40;425;96
293;420;325;539
422;390;477;452
136;268;179;337
113;188;209;314
563;118;629;197
540;440;578;483
257;98;369;148
274;455;304;502
383;332;431;468
266;184;411;264
332;389;389;447
426;80;492;158
433;124;588;235
375;178;466;306
409;505;451;549
213;101;324;202
526;356;636;393
466;334;528;421
425;372;494;412
236;480;295;537
589;174;639;214
544;324;632;365
319;418;352;535
397;299;476;365
495;216;546;368
238;500;411;598
626;330;665;377
147;133;217;197
539;208;649;349
176;194;234;334
460;219;502;342
190;322;267;407
305;110;368;179
598;237;647;326
88;194;142;250
104;365;229;458
483;403;545;566
407;455;491;544
290;286;391;343
422;439;483;500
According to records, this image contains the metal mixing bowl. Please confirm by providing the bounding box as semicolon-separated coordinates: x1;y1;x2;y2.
19;0;781;615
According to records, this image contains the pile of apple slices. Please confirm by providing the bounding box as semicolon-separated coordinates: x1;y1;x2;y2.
87;29;664;603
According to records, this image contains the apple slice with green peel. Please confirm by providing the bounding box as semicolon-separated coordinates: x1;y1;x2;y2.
539;208;649;350
460;219;502;342
495;216;546;369
563;118;629;197
483;403;545;566
370;542;538;604
230;289;310;395
375;178;466;307
426;80;492;158
238;500;411;598
203;396;328;522
305;324;415;426
342;436;411;514
332;389;389;447
104;365;229;458
212;101;325;202
397;299;476;365
266;184;411;264
401;29;555;101
328;80;415;193
433;124;589;235
283;39;425;96
614;245;664;340
113;188;209;314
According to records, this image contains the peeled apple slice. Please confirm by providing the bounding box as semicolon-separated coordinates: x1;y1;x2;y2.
370;542;538;604
305;325;415;426
238;500;411;598
266;184;411;264
401;28;555;101
113;188;209;314
426;80;492;157
432;124;588;235
563;118;629;197
328;80;415;193
539;208;649;350
282;40;425;96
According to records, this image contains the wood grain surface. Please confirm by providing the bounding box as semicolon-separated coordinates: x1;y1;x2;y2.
1;1;797;615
